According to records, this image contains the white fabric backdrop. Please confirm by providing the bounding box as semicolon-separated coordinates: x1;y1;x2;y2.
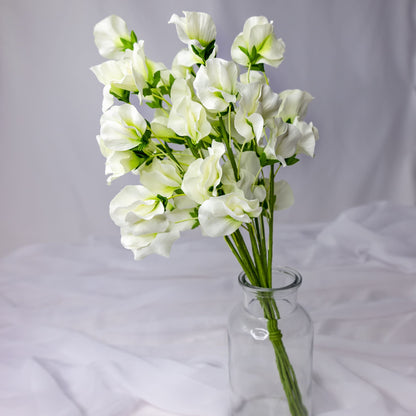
1;201;416;415
0;0;415;255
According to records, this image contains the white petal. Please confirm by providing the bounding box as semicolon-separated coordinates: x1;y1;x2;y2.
278;89;313;122
100;104;147;151
93;15;130;59
169;12;216;48
139;158;182;197
198;191;261;237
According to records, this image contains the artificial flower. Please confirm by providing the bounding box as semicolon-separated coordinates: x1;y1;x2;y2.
93;15;135;59
198;190;262;237
277;89;313;123
96;135;141;184
263;118;301;165
131;41;166;102
293;117;319;157
169;11;216;48
100;103;148;151
231;16;285;68
92;13;320;414
222;151;266;202
109;185;165;226
193;58;238;112
90;53;137;93
181;141;225;204
120;225;180;260
167;79;211;143
138;158;182;198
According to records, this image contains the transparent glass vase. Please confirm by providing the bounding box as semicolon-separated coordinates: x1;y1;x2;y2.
228;267;313;416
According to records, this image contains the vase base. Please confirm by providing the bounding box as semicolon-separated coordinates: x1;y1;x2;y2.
231;396;297;416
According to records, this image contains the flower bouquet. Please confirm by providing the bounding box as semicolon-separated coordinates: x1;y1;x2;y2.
91;11;318;416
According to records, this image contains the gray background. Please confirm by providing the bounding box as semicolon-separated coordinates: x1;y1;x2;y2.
1;0;415;255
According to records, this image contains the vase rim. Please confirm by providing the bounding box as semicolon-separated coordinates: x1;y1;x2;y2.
238;266;302;293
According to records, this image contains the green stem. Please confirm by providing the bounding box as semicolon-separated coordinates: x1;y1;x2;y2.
267;164;276;287
218;113;239;181
262;297;308;416
247;223;268;287
231;229;259;285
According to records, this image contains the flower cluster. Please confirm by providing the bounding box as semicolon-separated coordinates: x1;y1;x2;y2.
91;12;318;261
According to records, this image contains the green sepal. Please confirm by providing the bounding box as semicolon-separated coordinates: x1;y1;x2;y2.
156;194;168;209
203;39;216;60
109;86;130;103
260;152;280;167
189;207;199;219
250;63;265;72
285;156;299;166
173;188;185;196
120;37;134;51
151;70;161;87
130;30;137;44
142;87;152;97
146;99;163;109
238;46;250;57
169;74;175;88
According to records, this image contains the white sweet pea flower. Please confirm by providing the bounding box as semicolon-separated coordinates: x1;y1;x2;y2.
169;11;216;48
293;117;319;157
274;180;294;210
110;185;165;226
96;135;141;184
181;141;225;204
234;82;280;143
91;52;137;93
131;41;166;102
100;104;148;151
110;186;194;260
120;225;180;260
151;108;176;139
168;97;211;144
171;48;205;76
171;194;198;210
170;77;194;103
93;15;134;59
234;83;264;143
277;89;313;123
199;190;262;237
264;118;301;165
168;78;211;142
257;84;281;121
222;151;266;202
102;85;115;112
231;16;285;68
139;158;182;197
194;58;238;112
166;206;198;232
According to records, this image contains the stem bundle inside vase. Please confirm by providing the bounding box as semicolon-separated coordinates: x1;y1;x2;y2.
225;165;307;416
91;11;318;416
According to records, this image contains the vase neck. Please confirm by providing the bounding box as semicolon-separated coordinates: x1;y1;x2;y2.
239;267;302;316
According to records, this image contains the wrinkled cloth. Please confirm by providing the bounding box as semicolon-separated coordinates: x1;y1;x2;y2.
0;201;416;416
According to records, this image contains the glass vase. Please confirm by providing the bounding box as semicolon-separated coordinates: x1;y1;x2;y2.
228;267;313;416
